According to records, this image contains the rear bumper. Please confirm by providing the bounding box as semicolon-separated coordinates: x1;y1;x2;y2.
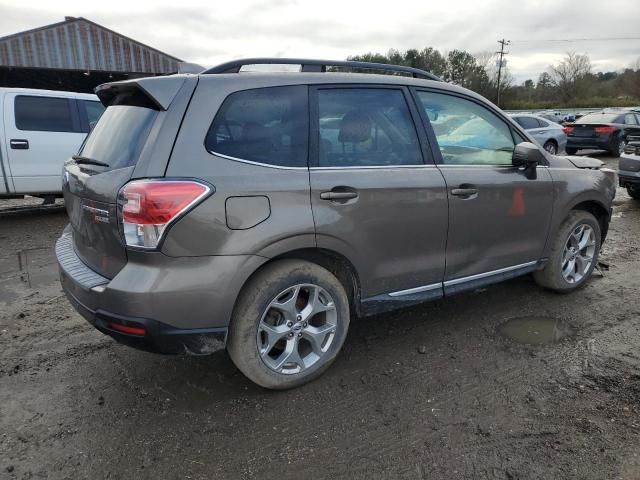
62;283;227;354
566;136;614;151
56;225;266;354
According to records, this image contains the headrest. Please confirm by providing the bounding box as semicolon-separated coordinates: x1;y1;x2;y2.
242;122;270;142
338;111;372;143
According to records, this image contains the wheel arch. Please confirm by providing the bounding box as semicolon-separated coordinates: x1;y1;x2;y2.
232;248;363;320
570;199;610;242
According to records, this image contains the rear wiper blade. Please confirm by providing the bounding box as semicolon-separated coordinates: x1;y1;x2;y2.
72;155;109;167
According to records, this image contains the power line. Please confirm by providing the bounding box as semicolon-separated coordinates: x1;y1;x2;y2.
512;37;640;43
496;39;510;108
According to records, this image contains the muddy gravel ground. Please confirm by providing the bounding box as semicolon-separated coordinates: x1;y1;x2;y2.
1;155;639;480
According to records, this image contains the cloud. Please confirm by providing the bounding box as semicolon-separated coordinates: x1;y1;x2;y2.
0;0;637;81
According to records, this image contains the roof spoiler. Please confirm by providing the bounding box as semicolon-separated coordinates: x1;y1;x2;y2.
95;75;187;110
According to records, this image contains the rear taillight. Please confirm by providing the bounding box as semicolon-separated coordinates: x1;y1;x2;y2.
119;180;211;249
595;126;615;134
562;126;574;134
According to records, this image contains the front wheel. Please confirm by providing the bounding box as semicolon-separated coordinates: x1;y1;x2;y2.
534;211;601;292
227;259;350;389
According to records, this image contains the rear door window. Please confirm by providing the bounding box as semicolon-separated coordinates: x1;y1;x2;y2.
79;105;157;171
205;86;308;168
316;88;423;167
15;95;76;132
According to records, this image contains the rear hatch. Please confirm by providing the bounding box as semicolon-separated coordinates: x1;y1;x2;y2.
63;76;195;278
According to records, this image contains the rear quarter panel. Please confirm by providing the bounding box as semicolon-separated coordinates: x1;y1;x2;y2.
161;75;316;258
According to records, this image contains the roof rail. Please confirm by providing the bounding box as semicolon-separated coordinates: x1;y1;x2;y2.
202;58;442;81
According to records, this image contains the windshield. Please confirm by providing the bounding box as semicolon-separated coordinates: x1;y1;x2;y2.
79;105;158;170
576;113;622;124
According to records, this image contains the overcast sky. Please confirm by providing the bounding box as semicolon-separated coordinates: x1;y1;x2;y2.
0;0;638;82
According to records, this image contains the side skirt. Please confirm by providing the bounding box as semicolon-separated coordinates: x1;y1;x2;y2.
359;260;546;317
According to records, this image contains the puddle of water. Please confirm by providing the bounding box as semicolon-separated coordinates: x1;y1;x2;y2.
0;247;58;304
498;316;573;345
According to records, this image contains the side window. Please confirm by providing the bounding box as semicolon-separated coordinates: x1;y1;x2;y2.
205;86;308;168
537;118;550;128
14;96;74;132
316;88;422;167
83;100;106;128
416;91;514;165
624;114;638;125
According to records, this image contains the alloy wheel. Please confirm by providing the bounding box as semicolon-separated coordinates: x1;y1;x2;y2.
544;142;557;154
561;224;596;284
257;284;338;374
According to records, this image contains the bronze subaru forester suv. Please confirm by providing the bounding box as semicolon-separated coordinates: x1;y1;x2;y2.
56;58;616;389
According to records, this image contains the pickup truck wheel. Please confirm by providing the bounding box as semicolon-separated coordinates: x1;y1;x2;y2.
627;185;640;200
227;259;350;390
533;210;601;293
565;147;578;155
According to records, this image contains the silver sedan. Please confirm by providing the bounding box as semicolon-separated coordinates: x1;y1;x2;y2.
510;114;568;154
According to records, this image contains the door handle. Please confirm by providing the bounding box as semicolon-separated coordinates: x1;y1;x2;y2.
10;139;29;150
451;185;478;199
320;191;358;200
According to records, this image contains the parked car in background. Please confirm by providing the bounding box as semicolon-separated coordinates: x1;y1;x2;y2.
564;110;640;157
56;58;616;389
539;111;564;124
0;88;104;203
618;135;640;200
510;113;567;154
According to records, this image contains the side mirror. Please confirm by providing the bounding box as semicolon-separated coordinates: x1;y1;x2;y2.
512;142;545;180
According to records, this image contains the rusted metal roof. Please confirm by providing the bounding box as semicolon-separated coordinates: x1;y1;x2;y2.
0;17;183;74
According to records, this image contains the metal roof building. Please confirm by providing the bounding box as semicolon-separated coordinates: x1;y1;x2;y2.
0;16;184;92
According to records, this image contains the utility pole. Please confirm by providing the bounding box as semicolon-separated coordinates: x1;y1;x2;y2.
495;38;510;108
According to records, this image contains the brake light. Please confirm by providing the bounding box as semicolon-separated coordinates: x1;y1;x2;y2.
595;126;615;134
119;180;211;249
562;126;574;134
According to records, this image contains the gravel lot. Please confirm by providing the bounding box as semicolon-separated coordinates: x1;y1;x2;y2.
1;154;639;480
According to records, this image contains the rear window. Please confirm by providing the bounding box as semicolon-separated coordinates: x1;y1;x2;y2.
577;113;623;124
205;86;308;168
15;95;75;132
79;105;157;171
514;116;540;130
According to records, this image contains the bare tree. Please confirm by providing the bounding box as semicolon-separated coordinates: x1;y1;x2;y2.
548;52;592;103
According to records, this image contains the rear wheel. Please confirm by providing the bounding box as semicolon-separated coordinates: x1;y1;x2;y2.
609;136;625;158
565;147;578;155
543;140;558;154
627;185;640;200
534;210;601;292
227;259;350;389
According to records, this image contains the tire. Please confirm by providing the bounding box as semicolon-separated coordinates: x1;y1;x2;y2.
543;140;557;155
533;210;601;293
627;185;640;201
609;135;625;158
227;259;350;389
565;147;578;155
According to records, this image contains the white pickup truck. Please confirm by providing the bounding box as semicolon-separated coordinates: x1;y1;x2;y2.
0;88;104;203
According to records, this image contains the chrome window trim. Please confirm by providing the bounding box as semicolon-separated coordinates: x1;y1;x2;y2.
443;261;538;287
208;151;308;170
388;282;442;297
311;165;436;171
